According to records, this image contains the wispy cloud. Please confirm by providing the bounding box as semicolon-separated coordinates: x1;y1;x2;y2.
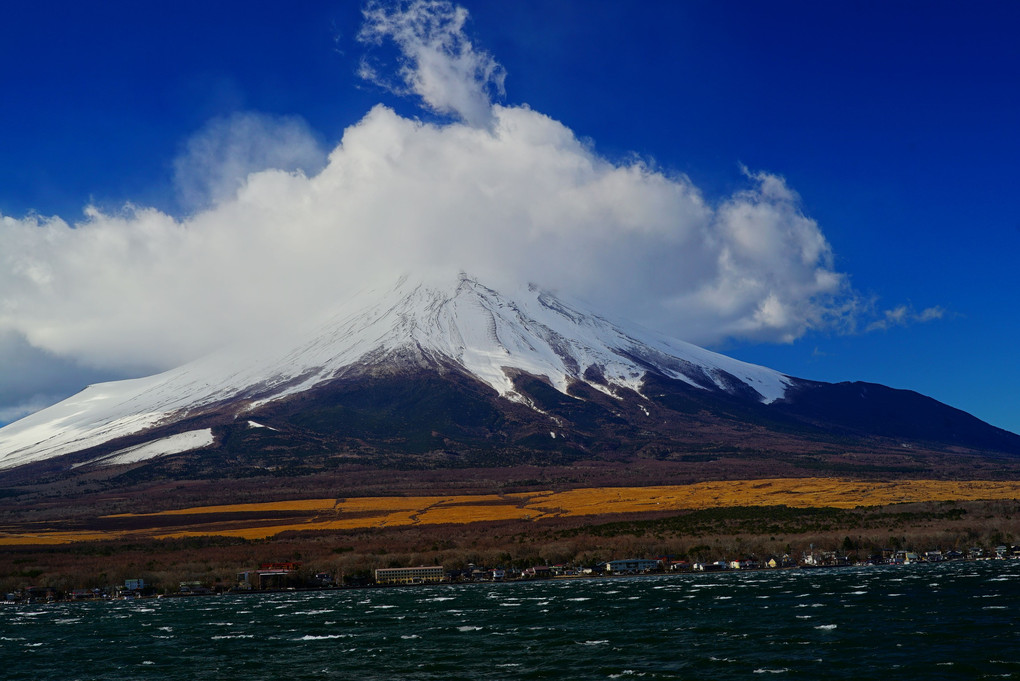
357;0;506;128
866;304;946;332
173;112;327;213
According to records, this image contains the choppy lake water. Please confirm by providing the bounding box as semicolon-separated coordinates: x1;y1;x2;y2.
3;560;1019;680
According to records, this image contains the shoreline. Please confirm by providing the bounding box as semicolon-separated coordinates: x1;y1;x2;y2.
7;555;1017;606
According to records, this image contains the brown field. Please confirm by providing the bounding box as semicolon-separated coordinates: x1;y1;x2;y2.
1;477;1017;545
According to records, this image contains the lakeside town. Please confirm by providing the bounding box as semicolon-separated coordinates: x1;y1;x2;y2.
6;542;1020;605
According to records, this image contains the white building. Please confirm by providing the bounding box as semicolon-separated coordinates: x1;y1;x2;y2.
375;565;444;585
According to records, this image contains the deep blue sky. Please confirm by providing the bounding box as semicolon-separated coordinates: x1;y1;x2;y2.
2;1;1019;433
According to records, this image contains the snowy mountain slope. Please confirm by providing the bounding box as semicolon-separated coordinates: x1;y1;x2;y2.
0;273;791;470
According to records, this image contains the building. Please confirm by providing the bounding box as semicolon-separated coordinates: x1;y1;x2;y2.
237;561;303;590
605;559;660;574
374;565;444;585
766;555;796;568
729;559;760;570
25;586;61;601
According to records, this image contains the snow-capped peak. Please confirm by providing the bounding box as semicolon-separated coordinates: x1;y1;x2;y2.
0;274;790;469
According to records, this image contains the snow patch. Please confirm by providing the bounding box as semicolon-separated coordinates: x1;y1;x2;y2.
83;429;215;467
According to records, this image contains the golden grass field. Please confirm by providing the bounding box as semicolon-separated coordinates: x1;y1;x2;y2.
2;477;1017;545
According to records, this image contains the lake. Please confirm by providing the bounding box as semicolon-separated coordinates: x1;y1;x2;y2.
3;559;1018;679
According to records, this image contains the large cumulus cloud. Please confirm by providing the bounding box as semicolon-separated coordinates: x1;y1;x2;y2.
0;103;847;365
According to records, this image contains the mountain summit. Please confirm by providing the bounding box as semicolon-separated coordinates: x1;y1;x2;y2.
1;273;1017;477
0;274;787;468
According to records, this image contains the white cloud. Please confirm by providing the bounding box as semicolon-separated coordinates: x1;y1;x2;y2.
0;329;129;426
357;0;506;128
0;104;850;376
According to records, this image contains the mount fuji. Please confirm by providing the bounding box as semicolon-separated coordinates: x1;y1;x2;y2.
2;273;1018;479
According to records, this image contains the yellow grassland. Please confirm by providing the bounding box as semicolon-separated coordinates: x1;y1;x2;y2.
104;498;341;516
2;477;1017;545
0;531;113;546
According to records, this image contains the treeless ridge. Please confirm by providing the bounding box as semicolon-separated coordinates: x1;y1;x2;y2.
1;478;1017;545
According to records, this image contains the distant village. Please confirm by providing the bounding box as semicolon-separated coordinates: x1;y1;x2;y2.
5;544;1020;605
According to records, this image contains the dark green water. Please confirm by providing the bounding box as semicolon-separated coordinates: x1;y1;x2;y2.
3;560;1018;679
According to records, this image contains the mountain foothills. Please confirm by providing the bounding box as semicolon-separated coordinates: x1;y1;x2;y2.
1;273;1019;490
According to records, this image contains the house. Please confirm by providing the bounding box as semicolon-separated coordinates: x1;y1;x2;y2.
523;566;552;579
114;579;150;599
313;572;334;586
25;586;61;602
805;550;850;567
69;588;102;600
765;555;796;569
729;559;760;570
